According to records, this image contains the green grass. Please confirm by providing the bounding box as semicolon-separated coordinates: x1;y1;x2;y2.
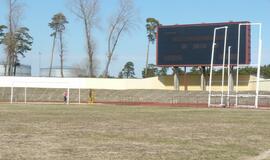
0;104;270;160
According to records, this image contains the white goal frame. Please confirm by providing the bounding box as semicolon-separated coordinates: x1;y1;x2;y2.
208;23;263;108
236;23;262;108
208;26;228;107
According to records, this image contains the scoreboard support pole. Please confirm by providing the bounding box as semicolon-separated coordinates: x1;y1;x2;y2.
173;67;180;91
200;66;206;91
184;66;188;91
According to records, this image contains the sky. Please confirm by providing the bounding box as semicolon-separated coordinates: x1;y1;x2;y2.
0;0;269;77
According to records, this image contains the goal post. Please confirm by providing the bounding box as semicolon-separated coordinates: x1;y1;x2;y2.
208;22;263;108
1;80;93;104
208;26;228;107
236;23;262;108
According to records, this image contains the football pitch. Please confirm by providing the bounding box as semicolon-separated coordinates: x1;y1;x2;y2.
0;104;270;160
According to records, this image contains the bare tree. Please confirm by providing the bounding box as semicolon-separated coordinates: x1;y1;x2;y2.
69;0;99;77
72;55;100;77
72;60;89;77
103;0;138;78
75;41;99;77
5;0;24;76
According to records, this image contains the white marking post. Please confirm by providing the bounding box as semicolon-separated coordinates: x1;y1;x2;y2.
236;23;262;108
208;26;228;107
227;46;231;107
221;27;228;105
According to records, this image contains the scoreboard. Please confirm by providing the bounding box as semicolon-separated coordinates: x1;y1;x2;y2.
156;21;250;66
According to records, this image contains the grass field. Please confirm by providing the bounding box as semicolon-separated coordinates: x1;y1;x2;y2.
0;104;270;160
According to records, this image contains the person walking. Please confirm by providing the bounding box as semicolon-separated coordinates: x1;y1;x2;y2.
63;91;68;104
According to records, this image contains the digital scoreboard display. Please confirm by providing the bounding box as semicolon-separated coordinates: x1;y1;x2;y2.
156;22;250;66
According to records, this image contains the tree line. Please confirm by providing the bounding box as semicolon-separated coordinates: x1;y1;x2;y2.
0;0;141;77
117;64;270;79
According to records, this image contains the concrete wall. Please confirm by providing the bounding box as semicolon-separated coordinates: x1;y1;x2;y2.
260;80;270;91
0;75;269;91
158;74;257;91
0;76;167;90
249;77;270;91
